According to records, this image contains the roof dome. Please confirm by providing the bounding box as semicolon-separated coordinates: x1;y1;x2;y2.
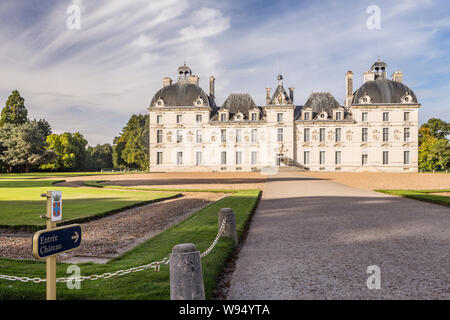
150;80;211;108
353;78;418;105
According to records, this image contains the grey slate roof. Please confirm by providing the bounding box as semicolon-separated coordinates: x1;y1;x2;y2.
221;93;257;115
303;92;342;115
150;79;211;108
352;78;417;104
269;85;293;105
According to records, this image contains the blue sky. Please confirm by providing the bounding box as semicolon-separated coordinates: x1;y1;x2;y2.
0;0;448;145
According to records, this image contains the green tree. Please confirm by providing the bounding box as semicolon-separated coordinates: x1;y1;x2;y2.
86;144;113;171
429;139;450;170
41;132;88;171
0;122;55;172
420;118;449;143
0;90;28;126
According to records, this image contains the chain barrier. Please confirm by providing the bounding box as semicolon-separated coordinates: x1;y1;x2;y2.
0;219;226;284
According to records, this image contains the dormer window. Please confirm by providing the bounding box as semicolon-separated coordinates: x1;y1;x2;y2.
359;93;371;104
319;112;327;119
234;113;244;121
304;112;310;121
251;113;258;121
194;97;204;106
401;93;413;104
155;98;164;107
220;113;227;122
335;112;342;120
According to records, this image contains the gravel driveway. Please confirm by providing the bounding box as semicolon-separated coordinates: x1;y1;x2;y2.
228;172;450;299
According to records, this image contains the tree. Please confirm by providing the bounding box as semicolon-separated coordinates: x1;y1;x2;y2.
86;144;113;171
420;118;450;143
418;125;450;171
0;122;55;172
429;139;450;171
41;132;88;171
0;90;28;126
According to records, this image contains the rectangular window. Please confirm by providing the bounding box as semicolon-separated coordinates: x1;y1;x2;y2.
362;128;368;142
196;130;202;143
177;130;183;143
176;115;182;124
383;151;389;165
177;152;183;165
362;112;368;122
304;112;310;121
221;129;226;143
251;129;257;143
156;152;163;165
304;151;310;165
362;154;368;165
221;151;227;165
236;129;242;143
235;151;242;165
251;151;257;165
404;128;410;141
404;112;410;121
157;130;163;143
277;113;283;123
319;151;325;165
156;115;163;124
251;113;258;121
304;128;310;142
196;114;202;124
320;128;325;142
335;151;341;165
196;151;202;165
221;113;227;121
404;151;410;165
335;128;341;142
336;112;341;120
383;128;389;142
277;128;284;142
383;112;389;122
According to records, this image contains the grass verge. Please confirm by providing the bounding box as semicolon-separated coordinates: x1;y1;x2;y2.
375;189;450;207
0;189;261;300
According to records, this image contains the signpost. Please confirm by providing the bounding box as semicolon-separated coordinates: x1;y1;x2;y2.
33;191;82;300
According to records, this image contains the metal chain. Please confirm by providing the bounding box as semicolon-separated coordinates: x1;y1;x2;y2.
0;219;227;283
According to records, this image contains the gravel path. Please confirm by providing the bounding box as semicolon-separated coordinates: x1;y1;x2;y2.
0;192;225;261
227;172;450;299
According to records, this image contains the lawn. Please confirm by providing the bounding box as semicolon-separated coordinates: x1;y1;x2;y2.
0;172;126;180
376;189;450;207
0;180;180;230
0;189;261;300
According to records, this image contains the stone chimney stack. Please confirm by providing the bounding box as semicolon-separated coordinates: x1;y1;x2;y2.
289;87;295;103
188;75;199;85
162;77;172;87
345;71;353;108
209;76;215;98
364;70;375;83
392;71;403;83
266;87;271;105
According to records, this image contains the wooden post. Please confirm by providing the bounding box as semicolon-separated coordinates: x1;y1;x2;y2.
45;191;57;300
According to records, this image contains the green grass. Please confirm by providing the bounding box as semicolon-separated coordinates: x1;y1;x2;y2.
376;189;450;207
0;189;261;300
0;180;180;231
0;172;127;180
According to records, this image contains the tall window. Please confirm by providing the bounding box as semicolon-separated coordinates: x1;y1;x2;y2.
277;128;284;142
177;152;183;165
383;128;389;142
235;151;242;165
383;112;389;122
362;128;368;142
251;151;257;165
157;130;163;143
335;128;341;142
304;128;310;142
156;152;163;165
404;128;410;141
362;112;368;122
221;151;227;165
277;113;283;123
404;112;410;121
335;112;342;120
196;114;202;124
236;129;242;143
176;114;182;124
177;130;183;143
304;151;310;165
251;129;257;143
196;130;202;143
196;151;202;165
319;151;325;165
220;113;227;122
335;151;341;165
404;151;410;165
251;113;258;121
157;115;163;124
304;112;310;121
319;128;325;142
221;129;226;143
362;154;368;165
383;151;389;165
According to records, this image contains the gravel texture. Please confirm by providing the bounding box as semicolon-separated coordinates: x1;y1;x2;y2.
227;172;450;299
0;192;225;261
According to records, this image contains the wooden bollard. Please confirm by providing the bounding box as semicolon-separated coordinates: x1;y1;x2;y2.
218;208;238;247
169;243;205;300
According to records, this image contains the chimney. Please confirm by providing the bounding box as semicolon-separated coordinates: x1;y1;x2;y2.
392;71;403;83
364;70;375;83
289;87;295;103
345;71;353;108
162;77;172;87
188;75;199;85
266;87;271;105
209;76;215;98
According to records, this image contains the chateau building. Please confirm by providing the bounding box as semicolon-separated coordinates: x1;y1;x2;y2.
148;60;420;172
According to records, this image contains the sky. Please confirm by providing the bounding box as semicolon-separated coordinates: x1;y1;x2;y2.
0;0;448;145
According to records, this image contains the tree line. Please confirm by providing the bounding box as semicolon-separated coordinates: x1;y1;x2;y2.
0;90;149;173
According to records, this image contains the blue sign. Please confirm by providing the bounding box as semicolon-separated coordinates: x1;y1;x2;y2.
32;224;82;259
